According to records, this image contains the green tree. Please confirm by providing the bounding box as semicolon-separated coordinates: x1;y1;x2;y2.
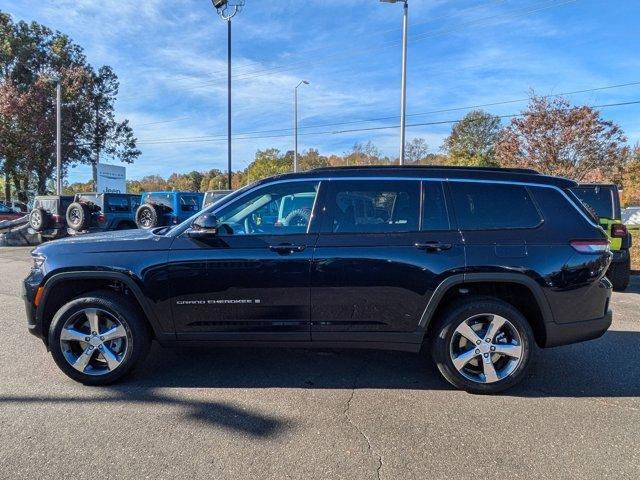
443;110;502;166
244;149;292;183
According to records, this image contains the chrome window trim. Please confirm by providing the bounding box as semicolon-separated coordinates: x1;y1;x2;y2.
175;175;596;236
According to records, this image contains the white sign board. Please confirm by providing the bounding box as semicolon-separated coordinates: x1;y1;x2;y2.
96;163;126;193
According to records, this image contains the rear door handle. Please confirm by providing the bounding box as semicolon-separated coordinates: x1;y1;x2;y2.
415;242;453;252
269;244;306;254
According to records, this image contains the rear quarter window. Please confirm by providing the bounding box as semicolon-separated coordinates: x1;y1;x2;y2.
449;182;542;230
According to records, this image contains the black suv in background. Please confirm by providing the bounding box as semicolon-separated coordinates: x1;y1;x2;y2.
23;167;612;393
66;193;140;234
28;195;74;239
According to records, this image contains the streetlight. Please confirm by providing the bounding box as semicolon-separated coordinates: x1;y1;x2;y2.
294;80;309;173
48;75;63;194
211;0;245;189
380;0;408;165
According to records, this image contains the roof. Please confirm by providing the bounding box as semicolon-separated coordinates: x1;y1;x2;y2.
270;165;577;188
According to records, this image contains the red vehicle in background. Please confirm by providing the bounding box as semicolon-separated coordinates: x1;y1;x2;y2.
0;203;24;222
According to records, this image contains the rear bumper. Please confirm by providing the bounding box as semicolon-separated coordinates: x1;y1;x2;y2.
544;309;612;347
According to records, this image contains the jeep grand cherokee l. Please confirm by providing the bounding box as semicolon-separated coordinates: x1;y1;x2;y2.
23;166;613;394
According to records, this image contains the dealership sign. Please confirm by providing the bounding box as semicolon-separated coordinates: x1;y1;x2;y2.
96;163;126;193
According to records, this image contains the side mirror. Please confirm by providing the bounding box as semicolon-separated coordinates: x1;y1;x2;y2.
188;213;219;238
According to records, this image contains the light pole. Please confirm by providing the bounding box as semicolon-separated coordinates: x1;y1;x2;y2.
294;80;309;173
380;0;408;165
48;76;63;194
211;0;245;189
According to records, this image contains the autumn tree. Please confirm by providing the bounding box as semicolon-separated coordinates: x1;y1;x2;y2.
495;96;628;181
405;138;429;164
443;110;501;166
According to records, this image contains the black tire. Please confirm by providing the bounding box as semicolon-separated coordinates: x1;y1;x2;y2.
48;290;151;385
607;254;631;291
135;204;163;229
430;296;534;394
283;208;311;227
66;202;91;231
29;208;50;231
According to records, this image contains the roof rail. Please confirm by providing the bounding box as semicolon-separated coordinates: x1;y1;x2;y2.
311;165;540;174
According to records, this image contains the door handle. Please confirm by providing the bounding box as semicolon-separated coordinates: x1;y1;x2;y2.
269;244;306;254
415;242;453;252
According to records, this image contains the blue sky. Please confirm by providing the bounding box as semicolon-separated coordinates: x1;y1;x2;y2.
7;0;640;183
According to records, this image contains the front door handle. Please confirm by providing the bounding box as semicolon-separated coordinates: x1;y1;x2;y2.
269;244;306;254
415;241;453;252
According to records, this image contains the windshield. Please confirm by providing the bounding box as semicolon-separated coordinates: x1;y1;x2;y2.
165;182;258;237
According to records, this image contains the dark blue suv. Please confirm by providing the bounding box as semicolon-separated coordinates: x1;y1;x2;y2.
23;167;612;393
135;191;204;229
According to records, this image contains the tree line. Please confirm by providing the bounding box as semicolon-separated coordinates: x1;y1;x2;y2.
0;11;139;202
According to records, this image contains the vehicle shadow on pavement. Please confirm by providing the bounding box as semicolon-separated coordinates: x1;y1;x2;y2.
122;329;639;398
0;386;295;438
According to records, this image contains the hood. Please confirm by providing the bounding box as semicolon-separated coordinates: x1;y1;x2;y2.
34;228;174;255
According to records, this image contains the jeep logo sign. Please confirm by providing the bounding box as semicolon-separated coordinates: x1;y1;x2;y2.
96;163;127;194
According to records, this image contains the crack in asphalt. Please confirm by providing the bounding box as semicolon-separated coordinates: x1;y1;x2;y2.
343;386;383;480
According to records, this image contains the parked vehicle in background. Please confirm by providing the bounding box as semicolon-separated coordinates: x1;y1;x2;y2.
1;201;29;213
135;191;204;229
202;190;233;209
24;166;613;394
571;184;632;290
66;193;140;235
27;195;74;239
0;203;25;221
622;206;640;236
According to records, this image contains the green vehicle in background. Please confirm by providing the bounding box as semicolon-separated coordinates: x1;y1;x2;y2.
571;184;632;291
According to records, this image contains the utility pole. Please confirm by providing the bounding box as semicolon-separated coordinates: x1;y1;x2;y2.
380;0;409;165
294;80;309;173
211;0;245;190
55;79;62;194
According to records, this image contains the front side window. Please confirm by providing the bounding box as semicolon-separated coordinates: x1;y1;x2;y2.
326;180;420;234
216;181;319;235
450;182;542;230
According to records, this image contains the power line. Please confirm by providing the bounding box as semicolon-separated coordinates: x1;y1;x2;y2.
135;99;640;145
136;81;640;143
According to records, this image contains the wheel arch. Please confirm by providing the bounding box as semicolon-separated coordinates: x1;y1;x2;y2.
37;271;168;345
419;273;554;347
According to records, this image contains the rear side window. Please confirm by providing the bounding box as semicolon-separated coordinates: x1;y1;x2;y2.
146;193;173;210
326;180;420;233
450;182;542;230
180;195;201;213
106;196;131;212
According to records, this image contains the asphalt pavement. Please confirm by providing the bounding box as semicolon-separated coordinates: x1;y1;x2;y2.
0;247;638;479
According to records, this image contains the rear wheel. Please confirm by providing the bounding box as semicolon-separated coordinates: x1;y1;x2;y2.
430;297;534;394
48;291;151;385
607;253;630;291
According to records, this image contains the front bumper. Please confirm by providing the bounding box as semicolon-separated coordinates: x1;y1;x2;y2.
544;309;612;347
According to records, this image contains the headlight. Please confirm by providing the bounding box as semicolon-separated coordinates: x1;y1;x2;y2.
32;254;46;270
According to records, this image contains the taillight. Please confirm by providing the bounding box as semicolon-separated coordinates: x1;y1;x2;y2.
611;224;627;238
51;214;61;223
97;214;107;224
570;240;610;253
172;216;179;224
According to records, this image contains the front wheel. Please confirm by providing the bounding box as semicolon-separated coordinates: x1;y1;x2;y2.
430;297;534;394
48;291;151;385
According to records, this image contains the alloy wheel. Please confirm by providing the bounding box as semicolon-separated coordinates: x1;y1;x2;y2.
449;313;523;384
59;308;130;376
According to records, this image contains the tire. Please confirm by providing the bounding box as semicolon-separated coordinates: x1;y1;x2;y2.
135;204;163;229
48;290;151;385
430;296;534;394
29;208;50;231
283;208;311;227
607;254;630;291
66;202;91;231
